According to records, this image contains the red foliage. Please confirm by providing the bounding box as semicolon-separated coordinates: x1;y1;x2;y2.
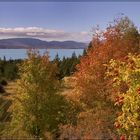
120;135;125;140
137;87;140;94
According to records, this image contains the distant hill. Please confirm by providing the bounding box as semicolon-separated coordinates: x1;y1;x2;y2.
0;38;87;49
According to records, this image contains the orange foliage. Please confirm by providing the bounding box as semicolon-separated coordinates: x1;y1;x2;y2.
73;16;140;105
60;16;140;139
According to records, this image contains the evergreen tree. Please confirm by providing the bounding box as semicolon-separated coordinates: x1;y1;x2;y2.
53;53;60;64
71;51;77;59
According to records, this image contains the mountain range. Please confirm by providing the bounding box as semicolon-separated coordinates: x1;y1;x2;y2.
0;38;87;49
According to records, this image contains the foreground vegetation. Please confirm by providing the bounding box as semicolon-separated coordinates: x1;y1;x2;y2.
0;16;140;139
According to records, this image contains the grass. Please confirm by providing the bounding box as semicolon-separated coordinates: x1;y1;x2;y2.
4;81;17;95
0;81;17;122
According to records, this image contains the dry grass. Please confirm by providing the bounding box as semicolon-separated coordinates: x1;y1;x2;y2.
61;76;75;96
5;81;17;95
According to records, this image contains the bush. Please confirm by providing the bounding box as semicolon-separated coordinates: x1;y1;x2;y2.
0;79;8;86
0;84;5;93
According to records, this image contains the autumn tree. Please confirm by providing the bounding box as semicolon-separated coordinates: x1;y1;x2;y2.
60;16;140;139
83;41;92;56
3;49;76;139
74;16;139;105
106;54;140;139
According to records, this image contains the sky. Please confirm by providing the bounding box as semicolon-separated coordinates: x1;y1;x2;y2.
0;2;140;42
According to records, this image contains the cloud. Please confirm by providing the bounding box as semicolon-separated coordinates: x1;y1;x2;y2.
0;27;90;42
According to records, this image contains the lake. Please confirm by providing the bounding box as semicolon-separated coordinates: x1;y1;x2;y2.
0;49;84;60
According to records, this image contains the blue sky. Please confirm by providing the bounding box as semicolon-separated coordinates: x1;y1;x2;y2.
0;2;140;42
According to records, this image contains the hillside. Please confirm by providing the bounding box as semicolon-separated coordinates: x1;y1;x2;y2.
0;38;87;49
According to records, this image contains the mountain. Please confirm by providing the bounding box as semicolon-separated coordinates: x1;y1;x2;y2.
0;38;87;49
